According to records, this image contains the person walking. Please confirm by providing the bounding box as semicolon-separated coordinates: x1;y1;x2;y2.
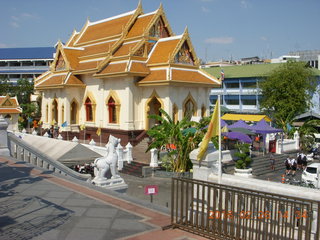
285;157;291;175
297;152;302;171
289;156;297;176
269;153;275;171
301;152;308;170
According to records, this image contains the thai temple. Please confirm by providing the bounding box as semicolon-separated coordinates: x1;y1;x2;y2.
0;95;22;131
35;2;220;145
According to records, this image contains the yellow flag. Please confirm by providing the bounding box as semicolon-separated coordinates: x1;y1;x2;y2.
38;120;43;125
197;98;220;161
51;119;56;125
96;127;101;136
80;124;86;130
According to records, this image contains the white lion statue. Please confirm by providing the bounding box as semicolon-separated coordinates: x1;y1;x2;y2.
92;135;120;182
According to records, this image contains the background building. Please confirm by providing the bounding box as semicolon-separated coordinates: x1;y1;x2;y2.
205;63;320;114
288;50;320;69
0;47;55;84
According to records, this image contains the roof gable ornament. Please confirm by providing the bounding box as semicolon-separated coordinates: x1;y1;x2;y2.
170;27;200;66
0;95;17;108
50;41;71;72
143;4;173;39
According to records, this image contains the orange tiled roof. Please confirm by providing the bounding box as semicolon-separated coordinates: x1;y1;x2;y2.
0;108;21;114
171;69;219;85
98;62;128;75
80;41;116;57
65;75;85;86
76;60;101;71
126;14;155;38
139;70;167;83
36;74;66;88
147;39;180;64
113;41;140;57
129;61;149;74
63;48;82;69
76;14;133;45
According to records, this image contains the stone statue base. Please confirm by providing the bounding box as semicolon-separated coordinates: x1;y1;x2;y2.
91;177;128;191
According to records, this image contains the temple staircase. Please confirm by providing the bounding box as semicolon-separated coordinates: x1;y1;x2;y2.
120;136;150;177
251;153;291;176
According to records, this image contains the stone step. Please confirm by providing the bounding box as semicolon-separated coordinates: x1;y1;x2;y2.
119;161;149;177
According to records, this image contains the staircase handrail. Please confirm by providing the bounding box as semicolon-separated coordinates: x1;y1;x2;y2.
7;132;91;181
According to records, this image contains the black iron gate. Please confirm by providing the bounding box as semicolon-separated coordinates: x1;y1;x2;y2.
171;177;320;240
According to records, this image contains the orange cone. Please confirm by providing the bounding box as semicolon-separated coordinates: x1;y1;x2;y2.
281;174;285;184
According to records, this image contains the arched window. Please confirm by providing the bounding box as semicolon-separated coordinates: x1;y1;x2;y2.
108;97;117;123
71;101;78;124
173;104;178;124
183;94;197;120
184;99;195;119
52;99;58;124
85;97;93;121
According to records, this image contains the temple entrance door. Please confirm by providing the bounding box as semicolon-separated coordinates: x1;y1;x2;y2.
52;99;58;124
147;97;161;129
70;101;78;124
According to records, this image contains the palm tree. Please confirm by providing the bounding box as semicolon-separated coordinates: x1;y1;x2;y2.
146;109;199;172
297;119;320;152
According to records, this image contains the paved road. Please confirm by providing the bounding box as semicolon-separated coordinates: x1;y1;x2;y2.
0;157;207;240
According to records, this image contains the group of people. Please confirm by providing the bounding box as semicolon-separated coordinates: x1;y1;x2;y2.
284;152;307;176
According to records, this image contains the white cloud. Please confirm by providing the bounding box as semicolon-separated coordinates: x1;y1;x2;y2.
201;6;211;13
205;37;234;44
10;21;20;28
21;13;37;19
260;36;268;41
9;12;37;28
240;0;250;9
11;16;19;21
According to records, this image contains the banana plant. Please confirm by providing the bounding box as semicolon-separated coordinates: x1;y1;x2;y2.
146;108;199;172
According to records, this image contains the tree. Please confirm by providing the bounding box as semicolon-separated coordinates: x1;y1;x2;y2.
260;61;317;135
146;109;200;172
0;76;13;95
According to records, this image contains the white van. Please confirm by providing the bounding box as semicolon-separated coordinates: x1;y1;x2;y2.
301;163;320;188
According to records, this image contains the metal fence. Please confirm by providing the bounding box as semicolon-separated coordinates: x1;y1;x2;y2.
171;177;320;240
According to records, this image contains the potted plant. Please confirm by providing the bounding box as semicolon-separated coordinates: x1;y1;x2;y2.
234;142;253;177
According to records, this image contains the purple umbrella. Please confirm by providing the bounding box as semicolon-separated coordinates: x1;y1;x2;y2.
222;131;252;143
221;119;228;128
250;119;283;134
228;120;252;129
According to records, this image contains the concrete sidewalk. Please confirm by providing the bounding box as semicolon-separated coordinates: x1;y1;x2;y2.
0;156;207;240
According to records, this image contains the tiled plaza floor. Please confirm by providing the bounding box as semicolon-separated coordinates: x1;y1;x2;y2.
0;156;208;240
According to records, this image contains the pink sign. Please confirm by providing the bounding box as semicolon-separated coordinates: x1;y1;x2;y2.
144;185;158;195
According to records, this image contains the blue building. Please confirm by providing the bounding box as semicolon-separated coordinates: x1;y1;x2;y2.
0;47;55;84
203;63;320;114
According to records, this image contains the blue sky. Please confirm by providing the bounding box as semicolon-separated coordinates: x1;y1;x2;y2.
1;0;319;62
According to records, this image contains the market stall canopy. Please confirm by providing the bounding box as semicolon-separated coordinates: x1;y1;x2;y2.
250;119;283;134
221;114;271;122
228;120;252;130
229;127;255;135
222;131;252;143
